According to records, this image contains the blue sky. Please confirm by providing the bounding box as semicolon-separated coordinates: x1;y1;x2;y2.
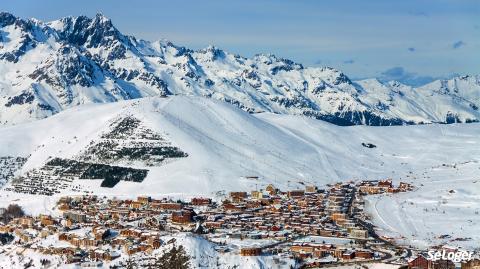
1;0;479;85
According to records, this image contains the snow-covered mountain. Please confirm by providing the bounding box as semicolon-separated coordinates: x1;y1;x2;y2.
0;95;478;196
1;12;479;126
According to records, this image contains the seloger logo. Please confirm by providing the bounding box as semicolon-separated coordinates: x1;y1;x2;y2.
427;250;473;263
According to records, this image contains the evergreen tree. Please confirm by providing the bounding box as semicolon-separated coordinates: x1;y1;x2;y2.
125;256;136;269
153;244;190;269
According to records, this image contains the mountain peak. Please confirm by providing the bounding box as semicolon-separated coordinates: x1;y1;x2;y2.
52;13;124;49
0;12;479;126
0;11;17;27
94;12;109;21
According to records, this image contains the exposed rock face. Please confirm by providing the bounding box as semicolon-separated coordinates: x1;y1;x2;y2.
1;12;479;126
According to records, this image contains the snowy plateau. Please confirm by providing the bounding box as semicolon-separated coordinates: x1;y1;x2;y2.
0;11;478;269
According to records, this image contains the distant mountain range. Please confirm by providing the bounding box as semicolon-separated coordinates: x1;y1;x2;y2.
0;12;479;126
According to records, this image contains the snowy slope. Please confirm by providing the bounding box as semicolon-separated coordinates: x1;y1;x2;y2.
0;95;478;251
1;12;479;126
356;77;480;124
364;161;480;249
0;95;478;197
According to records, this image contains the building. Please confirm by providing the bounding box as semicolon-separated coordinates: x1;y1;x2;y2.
462;259;480;269
251;191;263;199
40;215;55;226
408;254;455;269
230;192;247;202
240;247;262;256
130;201;143;209
18;217;34;227
359;185;383;195
305;185;318;193
63;211;87;223
171;209;196;224
342;250;355;260
331;213;346;221
355;250;374;259
137;196;151;204
191;198;211;206
152;202;183;210
265;184;277;195
399;182;414;191
288;190;305;198
349;229;368;239
378;179;393;188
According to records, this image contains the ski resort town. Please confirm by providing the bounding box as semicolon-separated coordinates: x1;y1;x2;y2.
0;178;477;268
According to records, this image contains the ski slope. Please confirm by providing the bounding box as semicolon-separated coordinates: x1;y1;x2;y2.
0;95;478;250
364;162;480;249
0;95;478;196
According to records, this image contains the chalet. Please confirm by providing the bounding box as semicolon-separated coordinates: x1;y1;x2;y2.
130;201;143;209
230;192;247;199
137;196;151;204
223;203;246;212
17;217;34;227
291;244;314;254
251;191;263;199
305;185;318;193
313;245;335;258
17;231;34;243
63;211;87;223
191;198;212;206
0;225;13;233
120;229;142;238
342;250;355;260
240;247;262;256
359;185;383;195
205;222;222;229
265;184;277;195
408;254;455;269
462;259;480;269
331;213;346;221
40;229;50;238
125;245;140;256
147;237;162;249
230;192;247;203
152;202;183;211
288;190;305;198
349;229;368;239
399;182;414;191
59;233;69;241
171;209;196;224
387;187;400;193
40;215;55;226
57;203;70;211
355;249;374;259
378;179;393;188
92;227;110;240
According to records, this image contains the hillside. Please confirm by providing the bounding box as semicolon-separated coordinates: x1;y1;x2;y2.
0;12;479;126
0;95;478;197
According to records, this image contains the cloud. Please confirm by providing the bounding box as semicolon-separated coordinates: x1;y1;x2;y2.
407;47;416;52
452;41;465;49
378;66;437;86
343;59;355;64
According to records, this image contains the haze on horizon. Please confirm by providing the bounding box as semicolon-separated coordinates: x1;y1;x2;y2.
1;0;479;86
